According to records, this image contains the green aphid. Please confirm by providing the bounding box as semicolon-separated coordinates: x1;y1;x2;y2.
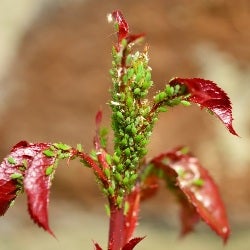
140;90;148;98
181;100;191;106
76;144;83;152
122;74;128;84
139;148;148;157
22;159;28;170
125;159;131;166
207;109;214;115
119;92;125;101
132;157;139;165
126;54;132;66
121;137;128;147
125;117;131;124
124;170;131;178
115;173;122;182
125;124;132;133
114;53;122;64
111;61;116;67
124;148;131;157
124;201;130;215
116;195;123;207
117;164;123;172
58;152;70;159
157;106;168;112
43;149;56;157
131;125;137;135
127;68;134;80
100;137;107;148
142;79;152;90
154;92;166;103
135;72;143;83
7;157;16;165
104;168;111;179
140;138;148;147
108;186;115;196
104;204;111;217
112;154;120;164
176;168;185;178
123;177;129;186
130;110;136;117
129;138;134;146
136;62;144;75
109;69;115;77
134;88;141;95
126;96;134;108
121;38;128;48
106;154;112;165
135;134;143;143
192;178;204;187
145;71;152;82
10;173;23;180
174;84;180;94
90;150;98;161
168;98;181;106
152;117;158;123
116;111;124;120
45;165;54;176
115;147;122;157
180;146;189;154
100;127;109;137
114;22;119;33
165;85;174;96
130;173;138;182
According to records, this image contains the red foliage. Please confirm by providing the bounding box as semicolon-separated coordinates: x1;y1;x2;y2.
0;141;56;235
0;180;17;215
94;242;103;250
121;237;145;250
149;147;230;242
169;77;238;136
111;10;144;51
0;9;238;250
111;11;129;44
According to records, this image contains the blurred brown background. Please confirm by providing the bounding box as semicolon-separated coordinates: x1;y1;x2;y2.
0;0;249;249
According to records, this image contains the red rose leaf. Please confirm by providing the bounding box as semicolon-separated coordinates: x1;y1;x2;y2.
0;141;57;235
150;147;230;242
169;77;238;136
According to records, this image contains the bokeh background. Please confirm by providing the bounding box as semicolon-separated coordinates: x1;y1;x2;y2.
0;0;249;249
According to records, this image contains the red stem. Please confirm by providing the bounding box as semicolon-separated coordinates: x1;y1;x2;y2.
107;187;141;250
108;200;125;250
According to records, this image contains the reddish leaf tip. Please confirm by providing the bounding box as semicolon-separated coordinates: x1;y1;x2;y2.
111;10;129;44
95;110;103;128
122;237;145;250
110;10;145;51
93;242;103;250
